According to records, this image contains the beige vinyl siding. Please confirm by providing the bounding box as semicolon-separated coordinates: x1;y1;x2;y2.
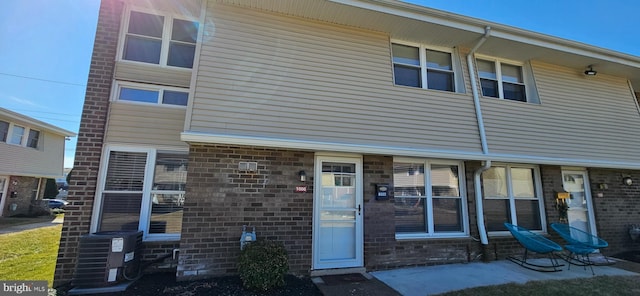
106;102;188;148
0;131;65;178
482;61;640;163
115;62;192;88
188;3;482;153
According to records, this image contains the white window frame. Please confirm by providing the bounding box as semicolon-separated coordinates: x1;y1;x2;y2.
483;163;547;236
475;55;528;101
394;157;468;239
4;122;39;149
117;6;199;69
391;41;462;92
91;145;188;241
112;81;190;108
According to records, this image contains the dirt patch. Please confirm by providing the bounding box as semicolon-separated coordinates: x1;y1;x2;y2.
54;272;322;296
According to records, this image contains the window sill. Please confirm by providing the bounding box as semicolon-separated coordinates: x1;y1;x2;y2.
488;230;548;238
392;83;465;95
112;100;188;109
117;59;194;71
395;233;470;240
143;235;181;242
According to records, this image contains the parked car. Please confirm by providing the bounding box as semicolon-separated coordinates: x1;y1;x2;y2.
43;198;69;210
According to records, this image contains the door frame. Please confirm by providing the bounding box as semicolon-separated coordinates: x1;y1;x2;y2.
312;154;363;270
561;168;598;236
0;176;9;217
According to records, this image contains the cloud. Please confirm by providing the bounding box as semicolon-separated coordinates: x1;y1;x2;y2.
7;95;45;108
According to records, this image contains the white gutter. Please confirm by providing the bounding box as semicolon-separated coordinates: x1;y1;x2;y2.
467;26;491;246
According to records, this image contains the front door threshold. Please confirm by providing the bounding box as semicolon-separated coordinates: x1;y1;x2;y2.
310;267;367;277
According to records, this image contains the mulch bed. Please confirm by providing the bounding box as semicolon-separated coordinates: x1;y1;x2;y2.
612;251;640;264
54;273;322;296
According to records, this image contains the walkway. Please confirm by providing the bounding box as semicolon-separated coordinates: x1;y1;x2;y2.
371;259;638;296
0;215;63;234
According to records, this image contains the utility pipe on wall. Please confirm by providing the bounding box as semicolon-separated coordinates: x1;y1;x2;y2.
467;26;492;246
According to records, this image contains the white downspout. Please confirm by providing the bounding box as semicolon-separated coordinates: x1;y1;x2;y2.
467;26;492;246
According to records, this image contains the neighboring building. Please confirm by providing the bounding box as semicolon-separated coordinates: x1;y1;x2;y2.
55;0;640;286
0;108;75;217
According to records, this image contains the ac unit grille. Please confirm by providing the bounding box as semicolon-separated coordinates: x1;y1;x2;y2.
72;231;142;288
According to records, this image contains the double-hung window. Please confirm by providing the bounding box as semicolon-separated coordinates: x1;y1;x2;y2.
123;10;199;68
394;159;467;238
477;59;527;102
392;43;457;92
482;164;545;233
9;125;25;145
0;121;9;142
27;129;40;148
0;121;40;149
96;146;188;241
115;82;189;106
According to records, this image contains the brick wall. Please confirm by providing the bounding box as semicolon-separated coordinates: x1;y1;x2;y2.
177;145;315;280
2;176;43;217
588;168;640;254
53;0;123;287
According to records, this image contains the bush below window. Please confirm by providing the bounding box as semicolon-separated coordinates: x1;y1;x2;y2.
237;240;289;291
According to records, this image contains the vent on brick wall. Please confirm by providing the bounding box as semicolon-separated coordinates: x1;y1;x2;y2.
238;162;258;172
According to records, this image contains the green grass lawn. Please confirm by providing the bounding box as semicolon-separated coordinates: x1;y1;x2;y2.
0;224;62;287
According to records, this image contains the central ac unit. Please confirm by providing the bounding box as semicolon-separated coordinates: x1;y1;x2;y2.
71;231;143;290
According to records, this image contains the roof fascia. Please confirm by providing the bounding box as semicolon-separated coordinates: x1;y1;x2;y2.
331;0;640;67
0;107;76;137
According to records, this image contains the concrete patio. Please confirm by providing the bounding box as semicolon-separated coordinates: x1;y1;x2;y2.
371;258;639;296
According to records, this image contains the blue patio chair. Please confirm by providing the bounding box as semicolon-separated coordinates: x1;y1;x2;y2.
550;223;614;268
504;223;564;272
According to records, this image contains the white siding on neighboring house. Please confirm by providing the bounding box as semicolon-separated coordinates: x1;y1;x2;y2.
106;102;188;149
0;131;65;178
482;61;640;163
187;3;482;154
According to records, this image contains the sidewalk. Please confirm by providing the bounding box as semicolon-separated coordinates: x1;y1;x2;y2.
0;215;63;234
371;259;638;296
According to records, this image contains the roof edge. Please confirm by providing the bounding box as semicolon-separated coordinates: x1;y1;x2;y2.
332;0;640;66
0;107;76;137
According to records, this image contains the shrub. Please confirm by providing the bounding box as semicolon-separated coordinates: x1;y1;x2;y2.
237;240;289;291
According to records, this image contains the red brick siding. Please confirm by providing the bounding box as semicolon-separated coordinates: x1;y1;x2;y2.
177;145;314;280
53;0;123;286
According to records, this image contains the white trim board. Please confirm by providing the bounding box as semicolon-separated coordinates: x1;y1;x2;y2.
181;131;640;169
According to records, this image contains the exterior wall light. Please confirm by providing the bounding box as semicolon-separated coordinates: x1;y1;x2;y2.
623;176;633;186
298;170;306;182
584;65;597;76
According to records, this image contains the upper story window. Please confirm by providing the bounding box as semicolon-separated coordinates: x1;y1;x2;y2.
394;158;467;239
0;120;40;149
123;10;199;68
10;125;25;145
115;82;189;107
482;164;545;234
0;120;9;142
477;58;527;102
392;42;463;92
27;130;40;149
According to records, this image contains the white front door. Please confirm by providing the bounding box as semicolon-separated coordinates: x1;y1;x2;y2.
0;176;8;217
313;155;363;270
561;169;597;236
